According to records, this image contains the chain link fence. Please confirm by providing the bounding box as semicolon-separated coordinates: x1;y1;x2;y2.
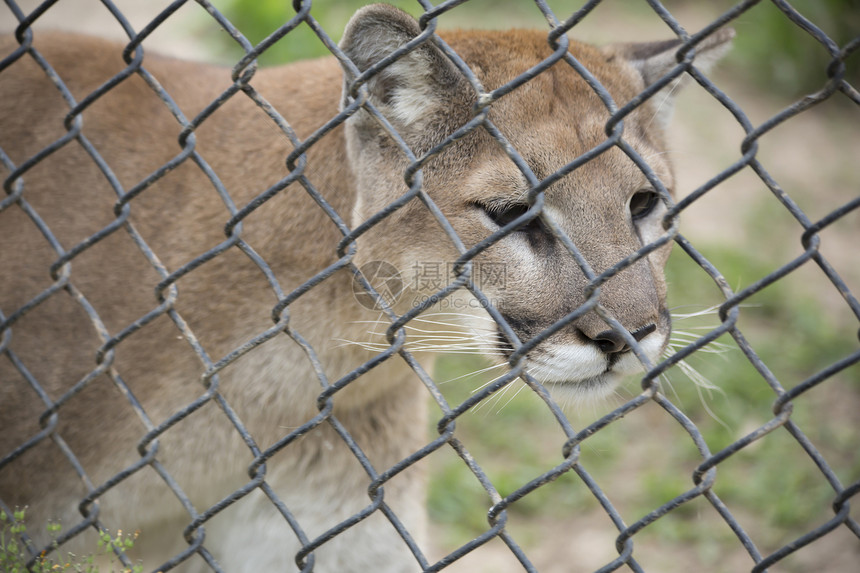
1;0;858;571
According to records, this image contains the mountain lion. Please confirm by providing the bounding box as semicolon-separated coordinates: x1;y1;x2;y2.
0;4;731;571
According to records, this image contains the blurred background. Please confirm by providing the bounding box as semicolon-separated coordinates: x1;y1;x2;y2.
3;1;859;571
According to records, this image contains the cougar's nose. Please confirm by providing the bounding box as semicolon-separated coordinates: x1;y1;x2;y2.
588;323;656;355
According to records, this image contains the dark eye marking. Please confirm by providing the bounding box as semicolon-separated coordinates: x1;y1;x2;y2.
477;202;542;233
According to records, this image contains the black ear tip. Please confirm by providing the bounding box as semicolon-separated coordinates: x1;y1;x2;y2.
622;38;684;61
342;3;420;46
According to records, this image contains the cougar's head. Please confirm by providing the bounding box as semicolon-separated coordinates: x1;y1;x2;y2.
339;4;732;400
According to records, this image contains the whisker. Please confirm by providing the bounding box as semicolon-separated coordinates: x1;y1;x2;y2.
408;346;503;354
659;373;684;405
335;339;505;355
668;336;733;352
645;76;683;130
362;333;493;343
670;304;721;317
438;361;508;385
332;339;390;351
360;325;489;337
472;376;521;414
671;303;759;321
492;381;529;414
412;312;498;327
659;342;733;432
471;370;511;394
677;359;719;393
668;307;736;361
677;359;731;431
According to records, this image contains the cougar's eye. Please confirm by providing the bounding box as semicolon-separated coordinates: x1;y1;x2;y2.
629;189;660;220
485;203;529;228
478;202;542;233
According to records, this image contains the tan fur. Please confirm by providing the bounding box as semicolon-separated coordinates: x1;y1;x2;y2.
0;5;730;571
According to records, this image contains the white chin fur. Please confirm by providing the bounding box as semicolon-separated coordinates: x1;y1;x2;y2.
525;334;665;404
545;372;625;405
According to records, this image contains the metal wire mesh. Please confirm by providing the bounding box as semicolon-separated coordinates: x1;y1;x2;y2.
0;0;858;572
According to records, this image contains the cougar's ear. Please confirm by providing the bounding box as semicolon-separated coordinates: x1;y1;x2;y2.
339;4;467;136
607;27;734;127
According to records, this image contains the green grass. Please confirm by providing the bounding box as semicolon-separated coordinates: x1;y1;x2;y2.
720;0;860;98
0;510;142;573
657;229;859;546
